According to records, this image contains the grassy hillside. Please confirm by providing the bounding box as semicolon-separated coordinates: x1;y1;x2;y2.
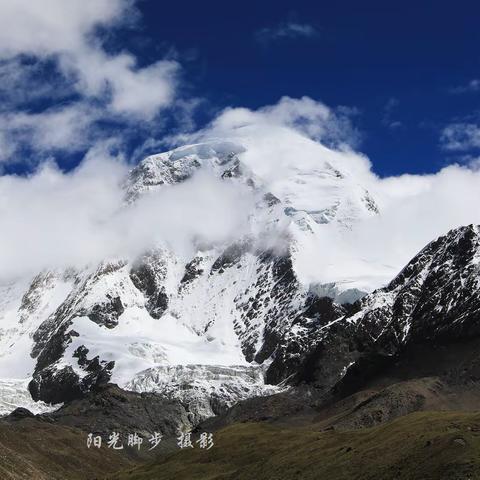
108;411;480;480
0;417;134;480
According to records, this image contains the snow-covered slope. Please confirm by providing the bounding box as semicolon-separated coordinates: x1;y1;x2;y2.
1;139;384;419
0;379;58;416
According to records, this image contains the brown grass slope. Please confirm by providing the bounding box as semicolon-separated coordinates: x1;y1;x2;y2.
108;411;480;480
0;418;133;480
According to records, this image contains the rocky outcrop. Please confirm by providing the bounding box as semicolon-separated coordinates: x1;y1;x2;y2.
130;252;169;319
44;383;193;438
266;225;480;396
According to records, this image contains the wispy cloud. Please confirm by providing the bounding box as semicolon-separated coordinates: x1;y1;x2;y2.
440;122;480;151
171;96;361;150
382;97;403;130
255;21;318;44
449;79;480;94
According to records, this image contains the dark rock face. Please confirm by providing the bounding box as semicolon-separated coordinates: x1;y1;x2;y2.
130;252;169;319
266;225;480;397
29;366;83;404
266;296;348;385
233;250;305;363
180;256;204;286
5;407;35;421
210;241;251;274
29;301;89;403
29;360;115;404
44;384;192;438
87;295;124;328
221;159;242;179
252;253;303;364
262;192;281;207
348;224;480;346
30;316;115;404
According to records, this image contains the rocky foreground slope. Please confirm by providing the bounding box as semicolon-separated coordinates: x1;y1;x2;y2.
107;411;480;480
4;331;480;480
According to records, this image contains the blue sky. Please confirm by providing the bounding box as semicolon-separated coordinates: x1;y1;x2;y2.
0;0;480;176
138;0;480;176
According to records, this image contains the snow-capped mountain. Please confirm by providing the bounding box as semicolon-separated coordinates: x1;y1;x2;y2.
1;139;385;419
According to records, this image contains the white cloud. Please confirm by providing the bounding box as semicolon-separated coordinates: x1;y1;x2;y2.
357;164;480;263
294;163;480;290
441;123;480;151
175;96;360;150
170;97;480;289
0;0;176;116
2;94;480;289
256;22;318;43
0;0;180;163
0;143;254;281
23;0;178;118
0;104;100;160
58;46;178;119
0;0;125;55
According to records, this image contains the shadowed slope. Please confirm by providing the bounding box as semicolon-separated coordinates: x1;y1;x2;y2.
107;411;480;480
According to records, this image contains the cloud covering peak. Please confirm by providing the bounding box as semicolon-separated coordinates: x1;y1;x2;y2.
2;96;480;289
